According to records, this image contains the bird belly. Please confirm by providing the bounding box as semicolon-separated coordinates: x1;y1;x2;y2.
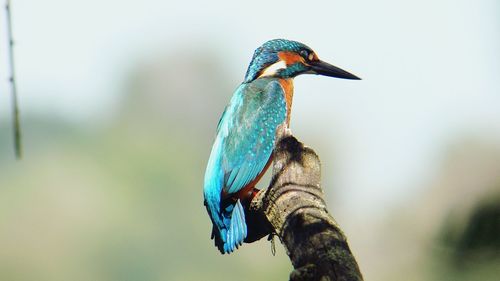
234;155;273;203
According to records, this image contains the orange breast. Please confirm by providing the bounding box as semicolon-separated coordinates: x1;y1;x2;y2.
279;79;294;126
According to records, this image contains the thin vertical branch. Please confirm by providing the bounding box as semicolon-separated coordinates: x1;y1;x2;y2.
5;0;22;159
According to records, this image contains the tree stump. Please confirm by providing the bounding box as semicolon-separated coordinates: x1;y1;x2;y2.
246;134;363;281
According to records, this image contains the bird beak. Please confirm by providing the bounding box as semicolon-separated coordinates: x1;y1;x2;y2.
309;60;361;80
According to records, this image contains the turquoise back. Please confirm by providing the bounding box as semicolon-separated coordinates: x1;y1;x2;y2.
203;77;287;253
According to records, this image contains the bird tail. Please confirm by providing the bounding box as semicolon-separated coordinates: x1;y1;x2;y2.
208;199;247;254
224;199;247;253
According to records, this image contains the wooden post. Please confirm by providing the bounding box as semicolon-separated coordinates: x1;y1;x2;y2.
247;134;363;281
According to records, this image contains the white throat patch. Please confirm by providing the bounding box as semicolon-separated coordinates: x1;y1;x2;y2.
258;60;287;78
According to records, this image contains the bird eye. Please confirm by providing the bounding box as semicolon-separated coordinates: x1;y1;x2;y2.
300;50;309;59
300;49;315;61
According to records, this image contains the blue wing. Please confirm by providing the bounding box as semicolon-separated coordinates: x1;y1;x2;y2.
221;81;287;194
203;78;287;253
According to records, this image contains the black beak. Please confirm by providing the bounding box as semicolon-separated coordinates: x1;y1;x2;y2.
309;60;361;80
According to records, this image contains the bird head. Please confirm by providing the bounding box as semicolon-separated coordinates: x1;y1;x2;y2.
243;39;360;83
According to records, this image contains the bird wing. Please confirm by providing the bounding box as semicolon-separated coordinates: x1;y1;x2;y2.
217;79;287;195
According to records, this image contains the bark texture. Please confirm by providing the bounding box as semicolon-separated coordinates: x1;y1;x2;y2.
247;134;363;281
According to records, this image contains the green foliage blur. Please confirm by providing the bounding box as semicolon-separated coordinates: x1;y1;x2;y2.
1;50;499;280
1;1;499;278
0;53;292;281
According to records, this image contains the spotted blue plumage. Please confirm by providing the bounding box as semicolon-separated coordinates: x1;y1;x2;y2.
204;78;287;254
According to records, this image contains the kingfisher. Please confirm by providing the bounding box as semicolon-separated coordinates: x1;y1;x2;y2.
204;39;360;254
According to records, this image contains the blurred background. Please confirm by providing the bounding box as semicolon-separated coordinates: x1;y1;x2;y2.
0;0;499;280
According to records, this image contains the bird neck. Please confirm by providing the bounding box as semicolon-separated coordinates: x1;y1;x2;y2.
278;78;294;126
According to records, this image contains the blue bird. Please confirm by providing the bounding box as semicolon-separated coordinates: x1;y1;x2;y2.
204;39;360;254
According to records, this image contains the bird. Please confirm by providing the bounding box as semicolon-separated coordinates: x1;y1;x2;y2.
203;39;360;254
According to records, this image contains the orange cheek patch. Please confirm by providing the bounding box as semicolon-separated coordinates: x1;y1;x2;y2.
278;51;305;66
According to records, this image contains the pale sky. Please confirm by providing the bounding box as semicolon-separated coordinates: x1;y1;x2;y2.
1;0;499;215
